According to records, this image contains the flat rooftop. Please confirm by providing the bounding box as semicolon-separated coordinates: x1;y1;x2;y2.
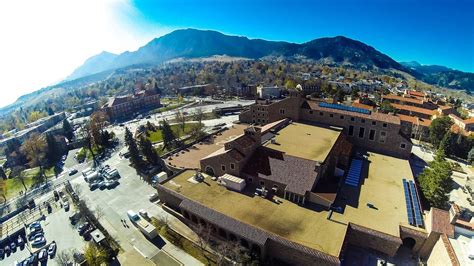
165;124;248;169
263;122;341;162
163;152;422;257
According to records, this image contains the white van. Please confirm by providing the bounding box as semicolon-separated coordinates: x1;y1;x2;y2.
127;210;139;222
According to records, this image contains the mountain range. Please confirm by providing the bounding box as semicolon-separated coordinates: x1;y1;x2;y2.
67;28;407;80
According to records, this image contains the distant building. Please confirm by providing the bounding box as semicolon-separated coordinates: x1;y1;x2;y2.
449;114;474;133
101;89;161;121
256;85;280;99
0;112;66;149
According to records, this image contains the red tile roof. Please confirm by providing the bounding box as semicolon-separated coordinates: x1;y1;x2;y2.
351;102;374;111
406;90;426;98
391;103;438;116
383;94;424;105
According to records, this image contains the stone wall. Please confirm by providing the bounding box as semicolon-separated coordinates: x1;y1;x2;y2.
345;224;402;257
426;235;458;266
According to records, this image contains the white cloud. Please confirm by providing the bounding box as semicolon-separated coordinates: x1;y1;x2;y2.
0;0;170;108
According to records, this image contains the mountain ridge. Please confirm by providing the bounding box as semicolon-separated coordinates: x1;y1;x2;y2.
67;28;410;80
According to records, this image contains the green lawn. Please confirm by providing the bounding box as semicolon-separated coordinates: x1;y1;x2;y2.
1;166;55;202
153;103;187;114
147;123;197;143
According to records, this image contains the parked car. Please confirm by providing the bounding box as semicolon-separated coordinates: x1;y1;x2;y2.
77;223;90;236
53;190;59;201
28;253;38;264
38;249;48;261
17;235;24;246
0;248;4;259
48;242;57;257
10;241;16;251
105;180;119;189
89;182;99;191
64;201;70;211
31;236;46;247
69;212;81;224
98;181;107;190
29;221;41;230
148;193;159;202
29;227;43;239
4;245;10;254
69;169;78;176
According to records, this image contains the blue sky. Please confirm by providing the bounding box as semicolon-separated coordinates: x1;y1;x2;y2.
134;0;474;72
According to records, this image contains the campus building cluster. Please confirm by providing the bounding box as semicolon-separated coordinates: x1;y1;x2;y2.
101;88;161;121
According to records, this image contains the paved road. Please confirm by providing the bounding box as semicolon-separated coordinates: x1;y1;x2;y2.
70;150;202;265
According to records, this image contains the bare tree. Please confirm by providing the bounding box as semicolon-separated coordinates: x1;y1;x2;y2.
55;249;73;265
21;133;47;182
196;223;212;264
11;166;27;192
175;110;186;136
95;206;105;221
72;183;83;199
194;108;204;126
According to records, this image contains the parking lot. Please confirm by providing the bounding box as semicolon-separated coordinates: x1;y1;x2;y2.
1;195;87;266
70;151;201;265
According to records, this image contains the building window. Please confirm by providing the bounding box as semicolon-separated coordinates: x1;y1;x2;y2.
348;125;354;136
221;165;226;171
257;119;261;123
380;131;387;143
383;123;388;128
309;110;313;114
400;143;406;149
358;127;365;138
369;129;376;141
340;115;344;120
230;163;235;169
260;181;265;186
319;112;324;116
262;119;266;123
279;109;285;114
350;117;355;121
330;114;334;118
361;119;366;123
372;121;376;126
248;177;253;183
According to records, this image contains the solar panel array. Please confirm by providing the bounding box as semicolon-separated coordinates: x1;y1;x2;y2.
345;159;363;187
402;179;415;225
402;179;424;227
409;181;423;226
319;102;371;115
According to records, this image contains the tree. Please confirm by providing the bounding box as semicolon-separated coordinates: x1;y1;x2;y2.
175;110;186;136
418;148;453;209
0;167;6;179
55;250;73;265
189;123;206;142
45;134;61;163
429;116;453;148
11;166;28;192
124;127;142;166
84;243;108;266
439;131;454;156
21;133;47;182
468;147;474;165
193;108;204;126
196;223;212;265
161;120;177;150
63;119;74;141
380;100;396;113
284;79;297;90
90;111;109;147
139;136;161;166
81;123;98;166
0;178;7;203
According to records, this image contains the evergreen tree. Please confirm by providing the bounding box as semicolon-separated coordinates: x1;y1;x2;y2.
45;134;60;163
139;137;163;167
124;127;142;166
418;148;453;209
63;119;74;141
161;120;177;150
429;116;453;148
439;131;454;156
